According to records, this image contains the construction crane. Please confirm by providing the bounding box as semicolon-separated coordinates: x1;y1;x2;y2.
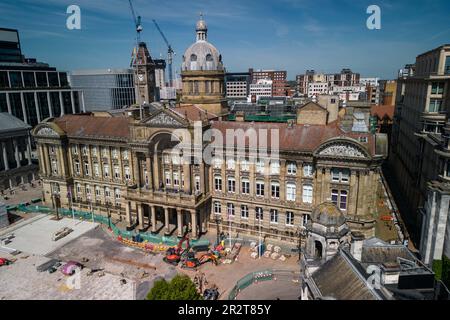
152;19;174;87
128;0;143;67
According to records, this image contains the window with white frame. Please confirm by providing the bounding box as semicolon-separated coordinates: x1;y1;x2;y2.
332;189;348;210
303;164;313;177
103;164;109;178
124;166;130;181
227;158;235;170
331;168;350;183
74;160;80;175
287;162;297;175
270;209;278;223
286;183;296;201
255;207;263;221
214;201;221;214
114;165;120;179
123;150;128;160
84;161;90;176
82;145;88;156
241;178;250;194
227;203;235;216
72;145;78;155
51;159;58;174
271;181;280;199
165;171;171;186
76;183;81;194
256;160;265;174
241;205;249;219
93;163;99;177
95;185;101;196
195;175;200;192
286;211;294;226
112;148;118;159
227;177;236;193
240;159;249;171
270;161;280;175
256;180;265;197
144;169;149;185
49;145;55;155
214;175;222;191
105;187;111;198
114;188;121;199
302;214;309;226
173;172;180;187
302;184;313;203
86;184;91;196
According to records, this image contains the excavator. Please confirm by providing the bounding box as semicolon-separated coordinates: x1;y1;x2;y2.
163;235;190;266
181;252;219;269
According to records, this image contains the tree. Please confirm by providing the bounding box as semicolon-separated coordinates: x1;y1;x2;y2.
147;274;202;300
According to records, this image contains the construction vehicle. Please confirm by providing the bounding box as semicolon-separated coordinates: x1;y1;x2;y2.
163;235;190;266
181;252;219;269
0;257;12;267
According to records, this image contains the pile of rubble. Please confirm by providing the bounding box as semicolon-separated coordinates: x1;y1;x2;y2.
249;242;289;261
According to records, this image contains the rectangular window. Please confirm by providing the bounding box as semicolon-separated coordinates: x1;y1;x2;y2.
302;184;313;203
286;211;294;226
95;186;101;196
240;159;249;171
165;171;171;186
256;160;265;174
82;162;89;176
173;172;180;187
227;203;235;217
270;161;280;175
227;159;235;170
271;182;280;199
286;183;296;201
74;161;80;175
86;185;91;196
256;181;265;197
103;164;109;178
214;175;222;191
72;145;78;155
213;157;222;169
429;99;443;112
445;56;450;75
114;166;120;179
195;175;201;192
227;177;236;193
431;82;444;95
331;168;350;183
255;207;263;221
332;189;348;210
76;183;81;194
124;166;130;181
340;190;348;210
287;162;297;175
241;178;250;194
270;209;278;224
241;205;249;219
93;163;99;177
302;214;309;226
82;145;88;156
105;187;111;198
214;201;221;214
303;164;313;177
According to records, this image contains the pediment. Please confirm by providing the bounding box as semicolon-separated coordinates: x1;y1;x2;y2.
35;126;59;137
315;140;370;159
143;110;187;128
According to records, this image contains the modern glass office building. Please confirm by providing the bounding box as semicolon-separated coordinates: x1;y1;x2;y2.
69;69;136;111
0;28;84;127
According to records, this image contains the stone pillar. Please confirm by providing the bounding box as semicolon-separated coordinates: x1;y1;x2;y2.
125;201;132;228
13;139;20;168
42;145;51;174
164;207;170;235
151;205;157;233
2;141;9;170
153;152;160;189
59;91;64;116
58;146;66;177
26;135;32;165
138;203;144;230
183;163;191;194
191;210;198;240
6;92;11;114
132;152;141;187
70;91;76;114
177;208;183;237
145;155;152;189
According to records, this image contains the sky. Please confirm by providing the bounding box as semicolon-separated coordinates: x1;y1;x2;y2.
1;0;449;80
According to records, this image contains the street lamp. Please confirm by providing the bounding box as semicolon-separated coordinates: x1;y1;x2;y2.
296;227;308;262
106;202;111;230
215;214;222;246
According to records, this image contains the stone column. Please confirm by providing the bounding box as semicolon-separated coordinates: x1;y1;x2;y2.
125;201;132;228
146;155;152;189
13;139;20;168
151;205;157;233
138;203;144;230
42;145;51;174
133;152;141;187
2;141;9;170
183;163;191;194
58;146;66;177
6;92;12;114
153;152;160;189
70;91;76;114
177;208;183;237
59;91;64;116
26;135;32;165
191;210;198;240
164;207;170;235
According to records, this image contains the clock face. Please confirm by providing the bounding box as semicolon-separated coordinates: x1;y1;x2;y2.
138;74;144;82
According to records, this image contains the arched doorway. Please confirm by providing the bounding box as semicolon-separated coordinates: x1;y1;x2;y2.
314;241;323;259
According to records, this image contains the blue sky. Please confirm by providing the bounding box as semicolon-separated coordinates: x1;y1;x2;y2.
1;0;449;79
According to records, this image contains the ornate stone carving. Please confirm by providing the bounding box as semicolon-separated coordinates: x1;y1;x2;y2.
36;127;58;137
146;112;183;127
319;144;366;158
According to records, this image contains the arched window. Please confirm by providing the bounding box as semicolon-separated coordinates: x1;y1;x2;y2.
190;54;197;61
206;54;214;70
190;54;198;70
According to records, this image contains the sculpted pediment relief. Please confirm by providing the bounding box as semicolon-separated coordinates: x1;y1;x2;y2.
36;127;59;137
318;143;367;159
144;111;185;127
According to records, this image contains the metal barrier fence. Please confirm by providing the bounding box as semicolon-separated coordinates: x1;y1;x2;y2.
228;269;274;300
15;204;209;248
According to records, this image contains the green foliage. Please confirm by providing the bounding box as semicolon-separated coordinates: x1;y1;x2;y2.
432;260;443;280
442;255;450;288
147;274;202;300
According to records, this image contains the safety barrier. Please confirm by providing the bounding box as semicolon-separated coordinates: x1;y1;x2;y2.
14;204;210;248
228;269;274;300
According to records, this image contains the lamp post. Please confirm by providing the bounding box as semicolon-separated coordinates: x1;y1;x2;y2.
296;227;308;262
215;214;222;246
106;202;111;230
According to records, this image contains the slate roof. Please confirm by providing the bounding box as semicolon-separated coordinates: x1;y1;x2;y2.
311;251;378;300
0;112;31;133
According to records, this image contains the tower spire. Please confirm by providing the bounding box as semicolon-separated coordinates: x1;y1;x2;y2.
196;13;207;42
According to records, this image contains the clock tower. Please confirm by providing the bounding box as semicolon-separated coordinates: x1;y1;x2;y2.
132;42;156;105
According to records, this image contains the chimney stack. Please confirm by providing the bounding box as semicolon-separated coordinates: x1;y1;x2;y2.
350;232;365;262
